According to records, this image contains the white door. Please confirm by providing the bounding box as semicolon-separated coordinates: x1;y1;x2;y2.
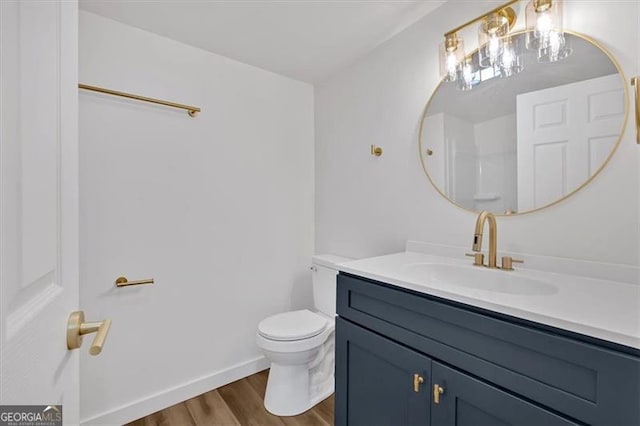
516;74;625;211
1;1;80;423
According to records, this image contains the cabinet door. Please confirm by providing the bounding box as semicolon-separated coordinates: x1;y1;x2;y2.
431;362;580;426
335;318;431;426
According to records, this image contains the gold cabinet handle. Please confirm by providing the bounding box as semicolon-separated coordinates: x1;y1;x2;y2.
433;384;444;404
370;144;383;157
413;373;424;393
67;311;112;356
632;77;640;144
115;276;154;287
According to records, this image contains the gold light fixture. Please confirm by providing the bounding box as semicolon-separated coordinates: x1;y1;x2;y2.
525;0;571;62
439;34;465;83
438;0;571;90
438;0;518;86
477;12;510;68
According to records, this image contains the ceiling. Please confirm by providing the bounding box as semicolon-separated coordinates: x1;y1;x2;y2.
79;0;446;83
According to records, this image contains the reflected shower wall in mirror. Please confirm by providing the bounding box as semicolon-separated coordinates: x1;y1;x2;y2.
420;31;627;215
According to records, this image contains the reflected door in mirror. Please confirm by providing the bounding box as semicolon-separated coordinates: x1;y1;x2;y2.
517;74;625;211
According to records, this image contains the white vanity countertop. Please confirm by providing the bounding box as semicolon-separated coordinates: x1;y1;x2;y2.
338;248;640;350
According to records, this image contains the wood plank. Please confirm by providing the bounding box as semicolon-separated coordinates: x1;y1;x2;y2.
128;402;196;426
217;377;286;426
314;395;335;425
281;407;331;426
245;369;269;399
185;389;240;426
127;371;334;426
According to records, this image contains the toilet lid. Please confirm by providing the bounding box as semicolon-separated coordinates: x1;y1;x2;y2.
258;309;327;341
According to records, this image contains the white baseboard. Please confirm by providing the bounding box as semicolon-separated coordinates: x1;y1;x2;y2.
81;356;270;425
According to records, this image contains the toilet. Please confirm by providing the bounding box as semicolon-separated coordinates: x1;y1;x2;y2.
256;254;352;416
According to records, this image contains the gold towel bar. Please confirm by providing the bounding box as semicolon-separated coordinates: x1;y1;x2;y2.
79;83;200;117
115;276;154;287
632;77;639;144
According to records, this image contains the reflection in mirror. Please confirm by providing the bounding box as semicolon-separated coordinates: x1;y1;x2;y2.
420;31;626;215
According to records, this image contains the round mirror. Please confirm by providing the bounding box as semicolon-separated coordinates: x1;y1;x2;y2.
419;31;628;215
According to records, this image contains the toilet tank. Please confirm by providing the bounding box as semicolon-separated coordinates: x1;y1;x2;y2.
312;254;353;317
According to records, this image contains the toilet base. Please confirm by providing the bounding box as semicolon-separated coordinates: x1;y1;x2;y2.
257;314;336;417
264;362;334;416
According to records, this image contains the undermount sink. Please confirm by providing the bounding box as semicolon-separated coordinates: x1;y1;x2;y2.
401;263;558;296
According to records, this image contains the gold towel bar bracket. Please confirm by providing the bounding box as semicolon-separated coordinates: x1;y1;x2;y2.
632;77;639;144
79;84;200;117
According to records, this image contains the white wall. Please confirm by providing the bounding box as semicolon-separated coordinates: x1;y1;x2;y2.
315;0;640;266
79;12;314;424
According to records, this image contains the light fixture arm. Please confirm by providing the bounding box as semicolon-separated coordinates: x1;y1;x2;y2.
444;0;519;38
444;33;459;52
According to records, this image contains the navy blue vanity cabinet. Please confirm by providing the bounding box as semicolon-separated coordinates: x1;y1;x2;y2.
335;272;640;426
430;362;578;426
335;317;431;426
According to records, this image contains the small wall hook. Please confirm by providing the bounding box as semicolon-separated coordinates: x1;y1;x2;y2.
371;145;383;157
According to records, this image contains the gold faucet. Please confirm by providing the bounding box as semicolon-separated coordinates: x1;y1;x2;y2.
472;211;498;268
467;210;524;270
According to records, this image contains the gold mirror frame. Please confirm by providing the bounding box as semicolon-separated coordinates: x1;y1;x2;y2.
419;30;629;217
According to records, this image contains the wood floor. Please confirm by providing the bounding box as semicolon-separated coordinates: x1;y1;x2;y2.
127;370;334;426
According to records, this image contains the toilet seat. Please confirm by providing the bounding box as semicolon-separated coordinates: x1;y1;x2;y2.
256;253;351;417
256;316;335;354
258;309;327;341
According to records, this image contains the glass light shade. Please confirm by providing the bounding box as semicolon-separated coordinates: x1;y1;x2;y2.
439;36;465;82
526;0;563;51
499;36;524;77
537;31;572;62
456;56;480;91
478;13;509;67
478;14;509;68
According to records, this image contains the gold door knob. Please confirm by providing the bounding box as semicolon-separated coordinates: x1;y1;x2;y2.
413;373;424;392
433;384;444;404
67;311;112;356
